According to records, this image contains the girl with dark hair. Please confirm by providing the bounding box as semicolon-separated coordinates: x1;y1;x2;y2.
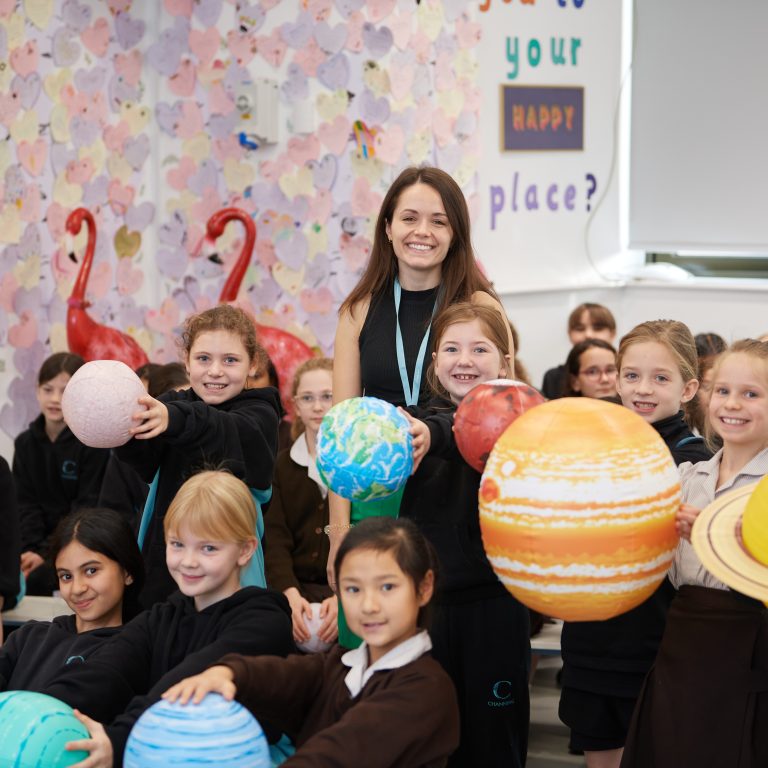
328;166;511;621
0;507;143;693
13;352;110;595
562;339;618;399
164;516;459;768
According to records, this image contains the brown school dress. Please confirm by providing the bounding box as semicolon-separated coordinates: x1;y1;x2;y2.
621;584;768;768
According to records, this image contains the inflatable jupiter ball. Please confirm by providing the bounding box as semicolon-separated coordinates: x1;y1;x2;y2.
479;398;680;621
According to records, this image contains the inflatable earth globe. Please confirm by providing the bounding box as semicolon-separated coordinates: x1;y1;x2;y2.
124;693;269;768
316;397;413;501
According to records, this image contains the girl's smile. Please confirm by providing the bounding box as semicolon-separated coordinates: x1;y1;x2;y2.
433;319;508;404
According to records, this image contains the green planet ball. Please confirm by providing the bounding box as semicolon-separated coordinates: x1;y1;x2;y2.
316;397;414;501
0;691;89;767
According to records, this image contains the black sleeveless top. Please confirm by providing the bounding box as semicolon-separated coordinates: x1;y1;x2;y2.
359;284;439;407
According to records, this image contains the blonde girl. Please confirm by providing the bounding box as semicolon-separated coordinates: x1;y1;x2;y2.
622;340;768;768
116;304;281;608
560;320;711;768
52;470;293;768
264;358;338;647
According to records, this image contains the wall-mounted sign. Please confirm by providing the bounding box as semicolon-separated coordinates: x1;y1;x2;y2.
500;85;584;151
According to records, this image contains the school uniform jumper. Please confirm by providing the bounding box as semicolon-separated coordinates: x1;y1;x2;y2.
264;436;332;602
114;386;280;608
0;614;120;692
560;411;711;752
0;457;20;610
621;448;768;768
219;631;459;768
42;586;294;767
401;397;531;768
13;415;109;594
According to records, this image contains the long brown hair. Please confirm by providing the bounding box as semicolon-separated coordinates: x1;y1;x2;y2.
339;166;497;317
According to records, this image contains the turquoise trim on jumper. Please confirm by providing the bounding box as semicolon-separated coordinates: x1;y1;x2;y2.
136;470;160;551
241;486;271;589
136;471;270;589
269;734;296;765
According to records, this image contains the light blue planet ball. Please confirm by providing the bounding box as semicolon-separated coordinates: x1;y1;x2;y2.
0;690;89;768
316;397;414;501
124;694;269;768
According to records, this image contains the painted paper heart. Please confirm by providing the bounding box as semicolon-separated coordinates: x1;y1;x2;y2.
10;41;39;77
52;28;81;67
115;11;146;49
317;115;350;155
17;138;47;176
362;23;393;57
156;101;183;136
317;52;350;91
81;17;110;58
114;225;141;259
281;13;313;49
114;50;142;87
73;67;105;94
334;0;364;18
314;21;347;54
274;229;308;271
281;63;308;103
123;134;150;171
125;201;155;231
193;0;222;27
359;89;390;125
12;73;42;110
116;257;143;294
62;0;92;30
306;154;337;190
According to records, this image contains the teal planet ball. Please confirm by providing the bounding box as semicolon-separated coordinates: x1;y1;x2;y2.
0;691;89;768
316;397;414;501
124;694;269;768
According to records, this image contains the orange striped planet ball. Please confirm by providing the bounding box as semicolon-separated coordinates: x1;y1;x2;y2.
479;397;680;621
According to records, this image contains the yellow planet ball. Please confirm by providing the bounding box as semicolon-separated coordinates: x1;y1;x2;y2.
479;398;681;621
742;475;768;566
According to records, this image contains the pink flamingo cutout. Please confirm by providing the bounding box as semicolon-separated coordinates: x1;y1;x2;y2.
66;207;149;370
205;207;315;418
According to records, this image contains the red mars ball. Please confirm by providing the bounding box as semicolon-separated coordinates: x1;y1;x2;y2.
454;379;546;472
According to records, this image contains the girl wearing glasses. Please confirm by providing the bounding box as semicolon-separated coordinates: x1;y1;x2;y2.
264;357;338;648
559;320;711;768
562;339;619;399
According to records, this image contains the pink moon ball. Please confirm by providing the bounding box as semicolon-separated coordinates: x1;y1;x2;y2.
62;360;147;448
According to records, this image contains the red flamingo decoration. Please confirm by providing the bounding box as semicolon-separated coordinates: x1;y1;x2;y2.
66;207;149;370
205;207;315;418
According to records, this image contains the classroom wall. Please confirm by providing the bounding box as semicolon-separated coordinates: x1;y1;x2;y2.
0;0;483;458
0;0;765;464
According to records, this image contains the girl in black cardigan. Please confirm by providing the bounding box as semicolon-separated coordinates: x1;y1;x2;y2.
560;319;711;768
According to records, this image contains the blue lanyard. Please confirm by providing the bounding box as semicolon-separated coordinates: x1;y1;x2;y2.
394;277;438;406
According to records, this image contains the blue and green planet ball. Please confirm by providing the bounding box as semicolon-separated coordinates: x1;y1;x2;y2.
316;397;414;501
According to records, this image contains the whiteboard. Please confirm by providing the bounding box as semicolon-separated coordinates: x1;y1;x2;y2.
629;0;768;253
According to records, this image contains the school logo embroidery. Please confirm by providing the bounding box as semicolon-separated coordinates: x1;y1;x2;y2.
488;680;515;707
61;459;78;481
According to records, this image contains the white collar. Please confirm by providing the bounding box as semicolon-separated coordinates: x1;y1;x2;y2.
290;432;328;498
341;630;432;697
